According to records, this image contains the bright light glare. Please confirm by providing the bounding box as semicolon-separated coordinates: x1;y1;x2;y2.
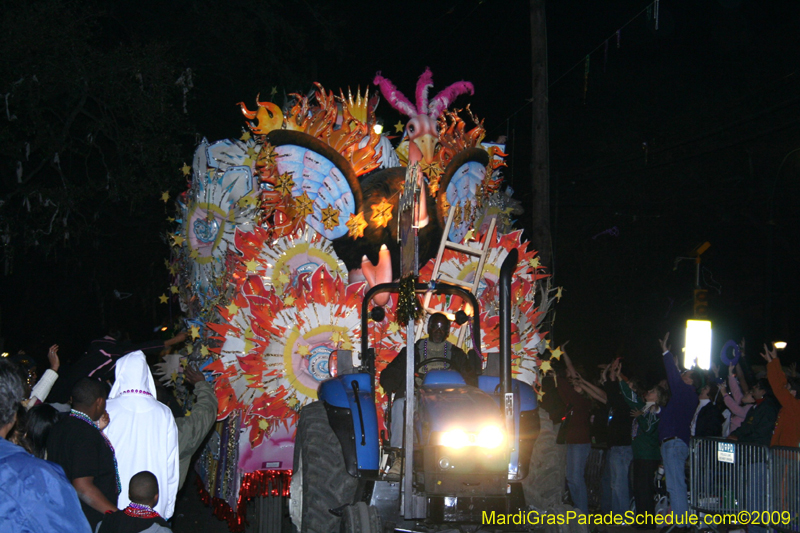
685;320;712;370
774;341;787;350
441;429;469;448
372;123;383;135
477;426;504;448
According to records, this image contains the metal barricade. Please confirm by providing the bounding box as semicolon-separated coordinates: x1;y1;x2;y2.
690;438;771;519
771;446;800;533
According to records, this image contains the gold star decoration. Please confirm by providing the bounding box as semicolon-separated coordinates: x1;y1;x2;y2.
346;212;368;238
297;345;310;356
164;259;170;269
159;294;169;304
463;200;472;222
170;285;179;295
161;191;170;203
370;198;393;228
200;345;210;357
172;234;185;246
421;162;444;195
388;322;400;334
167;216;175;223
539;359;553;374
283;295;296;306
238;195;258;208
257;144;278;167
244;259;260;272
190;326;200;340
321;205;340;230
529;257;541;269
440;196;450;215
331;332;342;344
270;86;278;99
394;120;404;133
226;302;239;315
277;272;290;284
294;192;314;219
189;249;199;259
550;346;564;360
243;146;258;166
556;286;564;302
463;229;475;243
181;163;191;176
240;131;252;142
258;419;269;431
274;172;295;196
169;265;178;275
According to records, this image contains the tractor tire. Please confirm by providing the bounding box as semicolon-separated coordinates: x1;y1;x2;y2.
290;402;358;533
523;409;566;511
523;412;587;533
340;502;382;533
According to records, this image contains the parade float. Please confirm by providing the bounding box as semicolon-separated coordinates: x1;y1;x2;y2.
160;69;559;530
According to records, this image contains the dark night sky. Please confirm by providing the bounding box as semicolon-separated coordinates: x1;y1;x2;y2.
1;0;798;379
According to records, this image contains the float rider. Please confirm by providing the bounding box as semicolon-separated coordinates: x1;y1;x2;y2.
379;313;479;476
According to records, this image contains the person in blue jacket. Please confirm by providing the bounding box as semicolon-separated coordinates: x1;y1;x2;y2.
657;333;698;530
0;358;92;533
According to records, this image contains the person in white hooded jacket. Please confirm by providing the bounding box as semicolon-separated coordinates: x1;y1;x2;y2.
104;351;179;519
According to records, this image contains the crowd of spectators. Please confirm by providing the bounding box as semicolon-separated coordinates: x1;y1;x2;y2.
546;335;799;530
0;330;217;532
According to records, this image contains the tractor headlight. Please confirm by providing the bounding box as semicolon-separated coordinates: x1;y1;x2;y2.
440;429;469;448
439;427;505;449
477;426;504;448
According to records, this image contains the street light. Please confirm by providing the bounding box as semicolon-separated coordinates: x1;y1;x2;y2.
685;320;712;370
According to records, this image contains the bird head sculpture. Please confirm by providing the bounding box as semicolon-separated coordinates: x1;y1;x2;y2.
373;68;474;167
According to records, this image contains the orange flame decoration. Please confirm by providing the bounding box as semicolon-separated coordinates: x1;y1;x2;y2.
435;105;486;169
251;84;384;177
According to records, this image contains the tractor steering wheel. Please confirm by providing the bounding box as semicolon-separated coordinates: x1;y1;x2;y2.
415;357;452;373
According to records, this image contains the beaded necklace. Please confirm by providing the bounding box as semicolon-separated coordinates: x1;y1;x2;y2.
120;389;153;397
421;340;449;372
124;502;160;519
70;409;121;494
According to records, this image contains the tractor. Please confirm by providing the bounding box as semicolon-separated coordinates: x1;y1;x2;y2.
290;249;541;532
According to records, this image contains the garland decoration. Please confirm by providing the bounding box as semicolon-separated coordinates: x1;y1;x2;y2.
396;275;421;326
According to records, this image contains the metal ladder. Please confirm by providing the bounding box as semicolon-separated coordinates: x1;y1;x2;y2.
416;203;497;348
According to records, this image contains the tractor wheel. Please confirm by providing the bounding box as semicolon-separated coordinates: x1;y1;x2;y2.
290;402;358;533
523;409;566;511
340;502;382;533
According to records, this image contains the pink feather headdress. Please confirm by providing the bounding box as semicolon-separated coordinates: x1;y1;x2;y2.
373;68;474;119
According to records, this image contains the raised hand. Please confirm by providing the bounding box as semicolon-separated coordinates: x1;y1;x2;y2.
760;343;777;364
97;412;110;430
184;363;205;386
659;333;671;354
47;344;60;372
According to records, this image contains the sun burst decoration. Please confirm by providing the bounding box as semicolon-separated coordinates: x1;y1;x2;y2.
346;212;368;238
320;205;340;230
274;172;295;196
370;198;394;228
294;192;314;218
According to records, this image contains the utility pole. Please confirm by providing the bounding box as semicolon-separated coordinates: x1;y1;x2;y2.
530;0;552;270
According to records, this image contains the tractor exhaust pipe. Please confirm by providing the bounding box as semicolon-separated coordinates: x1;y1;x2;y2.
499;248;518;403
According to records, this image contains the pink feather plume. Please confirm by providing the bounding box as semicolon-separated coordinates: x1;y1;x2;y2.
415;68;434;115
428;81;475;118
373;72;417;118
